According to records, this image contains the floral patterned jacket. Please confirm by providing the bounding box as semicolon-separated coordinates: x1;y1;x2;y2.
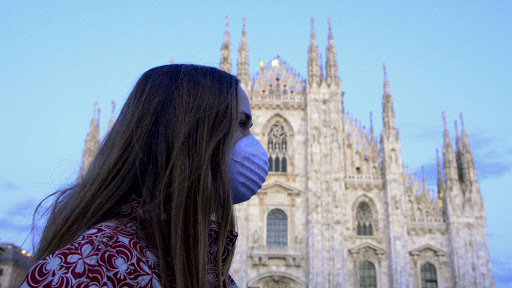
20;200;239;288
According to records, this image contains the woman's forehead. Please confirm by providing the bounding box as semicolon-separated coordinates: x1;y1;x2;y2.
238;86;251;116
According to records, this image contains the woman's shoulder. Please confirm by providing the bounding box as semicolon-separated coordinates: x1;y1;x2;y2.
20;219;162;288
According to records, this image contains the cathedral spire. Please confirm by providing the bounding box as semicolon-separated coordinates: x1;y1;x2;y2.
237;17;250;91
382;64;396;132
459;113;477;183
319;53;324;79
455;120;463;154
384;64;390;95
81;103;100;175
325;18;338;86
370;112;375;142
443;112;450;147
108;101;116;130
454;120;464;182
460;113;469;146
307;18;320;87
421;166;426;192
437;149;444;199
442;113;460;185
220;16;232;73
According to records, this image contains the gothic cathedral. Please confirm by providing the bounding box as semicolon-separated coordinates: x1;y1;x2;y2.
81;17;495;288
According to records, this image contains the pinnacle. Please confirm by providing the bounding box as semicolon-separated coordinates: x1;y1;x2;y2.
460;113;465;132
242;16;247;38
454;120;460;139
310;18;316;44
108;101;116;130
328;18;334;45
383;64;390;95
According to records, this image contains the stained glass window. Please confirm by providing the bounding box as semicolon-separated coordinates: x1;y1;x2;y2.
268;124;288;172
359;261;377;288
356;202;374;236
267;209;288;246
421;263;438;288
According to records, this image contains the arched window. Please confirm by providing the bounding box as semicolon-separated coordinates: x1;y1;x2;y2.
359;261;377;288
266;209;287;246
421;263;438;288
268;123;288;173
356;202;374;236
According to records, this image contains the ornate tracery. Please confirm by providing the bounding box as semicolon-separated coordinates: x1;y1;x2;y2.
268;123;288;173
356;202;374;236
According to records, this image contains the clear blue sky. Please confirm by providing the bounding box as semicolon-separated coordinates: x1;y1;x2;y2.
1;1;511;286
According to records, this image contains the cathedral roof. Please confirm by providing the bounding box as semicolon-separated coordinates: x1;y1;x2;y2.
250;56;305;107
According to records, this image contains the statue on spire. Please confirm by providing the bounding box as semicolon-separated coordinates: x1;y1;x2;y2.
307;18;320;87
383;64;390;95
325;18;339;86
108;101;116;130
237;17;250;91
437;149;444;199
382;64;396;132
220;16;232;73
80;103;100;175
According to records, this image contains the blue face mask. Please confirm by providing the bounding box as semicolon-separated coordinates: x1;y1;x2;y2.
228;135;269;204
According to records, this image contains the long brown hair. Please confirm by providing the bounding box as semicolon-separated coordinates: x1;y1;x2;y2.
33;64;239;288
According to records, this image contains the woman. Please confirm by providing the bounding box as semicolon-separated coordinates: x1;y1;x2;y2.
20;65;269;288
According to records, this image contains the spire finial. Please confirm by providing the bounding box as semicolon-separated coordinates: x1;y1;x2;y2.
93;102;98;123
370;111;375;141
310;18;316;44
421;165;426;190
454;120;460;138
81;102;101;175
328;18;333;44
224;16;229;41
237;17;250;90
325;18;338;85
436;148;444;199
442;112;451;146
443;112;447;130
307;17;320;85
382;64;396;131
383;64;390;94
460;113;465;131
241;16;247;39
460;112;470;146
108;101;116;130
220;16;232;73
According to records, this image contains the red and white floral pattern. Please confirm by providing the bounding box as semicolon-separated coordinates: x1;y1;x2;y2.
20;201;238;288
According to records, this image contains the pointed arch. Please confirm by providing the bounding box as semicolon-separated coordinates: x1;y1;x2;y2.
352;195;379;236
262;113;294;136
262;114;294;173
